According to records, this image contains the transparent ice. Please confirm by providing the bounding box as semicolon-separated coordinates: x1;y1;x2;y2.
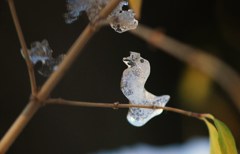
121;52;170;127
38;54;65;77
21;39;64;77
65;0;138;33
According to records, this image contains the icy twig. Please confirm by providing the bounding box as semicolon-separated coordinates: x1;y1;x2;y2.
46;98;203;119
23;39;65;77
130;24;240;113
8;0;37;95
65;0;138;33
37;0;123;101
0;0;122;153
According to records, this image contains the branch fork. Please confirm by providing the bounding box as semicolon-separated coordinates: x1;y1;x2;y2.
0;0;122;153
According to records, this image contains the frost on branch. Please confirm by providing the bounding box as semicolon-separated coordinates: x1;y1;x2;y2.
65;0;138;33
21;40;65;77
121;52;170;127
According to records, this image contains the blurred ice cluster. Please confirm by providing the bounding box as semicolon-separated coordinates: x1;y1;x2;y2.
21;40;64;77
65;0;138;33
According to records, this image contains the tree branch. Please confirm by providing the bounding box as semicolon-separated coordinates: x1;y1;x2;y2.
46;98;203;119
0;0;122;153
130;24;240;113
8;0;38;95
0;101;40;154
37;0;122;102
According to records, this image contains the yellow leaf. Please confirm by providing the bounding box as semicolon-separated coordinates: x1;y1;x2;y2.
202;118;222;154
202;114;238;154
129;0;143;19
213;119;238;154
179;67;212;106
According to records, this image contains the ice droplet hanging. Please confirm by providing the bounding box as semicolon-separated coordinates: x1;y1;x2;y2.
21;39;65;77
121;52;170;127
65;0;138;33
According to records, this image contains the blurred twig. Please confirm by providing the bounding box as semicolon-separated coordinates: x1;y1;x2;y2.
46;98;204;119
130;24;240;113
0;0;122;153
8;0;37;95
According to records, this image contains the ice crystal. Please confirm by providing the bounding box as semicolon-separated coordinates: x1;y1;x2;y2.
21;40;64;77
65;0;138;33
121;52;170;127
38;54;65;77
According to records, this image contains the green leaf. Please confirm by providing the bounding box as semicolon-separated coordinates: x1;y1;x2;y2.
213;119;238;154
202;118;222;154
202;114;238;154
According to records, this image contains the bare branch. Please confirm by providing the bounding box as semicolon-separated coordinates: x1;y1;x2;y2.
0;101;40;154
37;0;122;102
130;24;240;113
8;0;38;95
0;0;122;153
46;98;203;119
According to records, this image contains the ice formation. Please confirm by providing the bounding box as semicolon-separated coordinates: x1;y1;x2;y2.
65;0;138;33
121;52;170;127
21;40;64;77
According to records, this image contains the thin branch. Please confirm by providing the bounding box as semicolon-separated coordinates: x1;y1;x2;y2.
130;24;240;113
46;98;203;119
8;0;38;95
0;101;40;154
37;0;122;102
0;0;122;153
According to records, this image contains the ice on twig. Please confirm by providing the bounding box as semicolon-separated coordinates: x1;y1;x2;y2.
38;54;65;77
65;0;138;33
21;39;52;64
21;39;65;77
121;52;170;127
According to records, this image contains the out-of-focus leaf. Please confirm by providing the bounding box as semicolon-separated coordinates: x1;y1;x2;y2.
202;118;221;154
179;67;212;106
129;0;142;19
202;114;238;154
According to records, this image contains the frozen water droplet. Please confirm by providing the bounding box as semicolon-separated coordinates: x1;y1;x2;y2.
127;95;170;127
109;2;138;33
22;39;53;64
65;0;138;33
121;52;170;127
38;54;65;77
21;39;65;77
65;0;90;23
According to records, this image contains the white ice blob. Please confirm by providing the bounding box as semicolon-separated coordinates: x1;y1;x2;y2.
127;95;170;127
121;52;170;127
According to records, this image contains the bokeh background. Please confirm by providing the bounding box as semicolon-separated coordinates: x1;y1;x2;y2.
0;0;240;153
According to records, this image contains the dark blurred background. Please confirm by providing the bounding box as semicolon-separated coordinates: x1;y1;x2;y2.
0;0;240;153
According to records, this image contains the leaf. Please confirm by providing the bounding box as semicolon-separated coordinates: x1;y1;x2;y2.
129;0;143;19
179;66;212;105
202;118;222;154
202;114;238;154
213;119;238;154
